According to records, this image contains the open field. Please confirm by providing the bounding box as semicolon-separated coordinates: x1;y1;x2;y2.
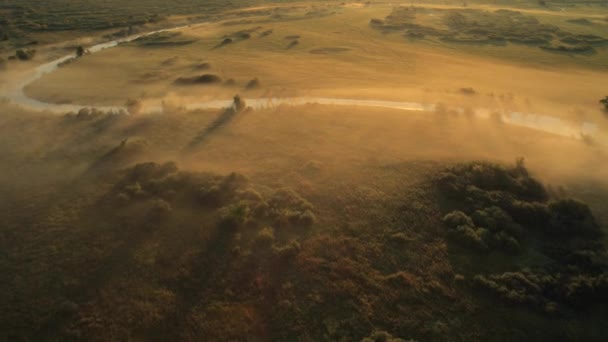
13;2;608;130
1;1;608;341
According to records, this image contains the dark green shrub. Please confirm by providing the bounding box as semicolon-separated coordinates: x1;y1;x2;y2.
447;225;489;252
246;78;260;89
443;211;474;229
507;200;550;228
15;49;36;60
219;202;250;229
273;240;301;260
600;96;608;112
490;231;521;253
548;199;600;237
254;227;275;249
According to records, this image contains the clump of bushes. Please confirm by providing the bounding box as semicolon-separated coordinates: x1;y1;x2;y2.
474;269;608;312
15;49;36;60
439;160;607;314
245;78;260;89
174;74;222;85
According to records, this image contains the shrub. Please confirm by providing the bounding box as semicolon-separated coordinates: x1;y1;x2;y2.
255;227;275;249
472;206;522;237
459;87;476;95
448;225;489;251
491;231;521;253
126;98;142;115
219;202;250;228
548;199;600;237
562;273;608;307
245;78;260;89
273;240;301;260
233;95;246;112
15;49;36;60
600;96;608;112
151;199;172;218
298;209;316;227
176;74;222;85
507;200;549;227
443;211;474;229
76;46;86;57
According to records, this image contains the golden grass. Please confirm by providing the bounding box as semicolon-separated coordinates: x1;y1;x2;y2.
19;3;608;127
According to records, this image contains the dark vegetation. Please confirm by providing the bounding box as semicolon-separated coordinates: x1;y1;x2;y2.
310;47;351;54
1;101;607;340
15;48;35;60
217;26;262;47
438;160;608;315
186;95;248;149
287;39;299;49
174;74;222;85
259;29;273;37
600;96;608;112
371;7;607;54
245;77;261;89
133;31;197;47
0;0;256;36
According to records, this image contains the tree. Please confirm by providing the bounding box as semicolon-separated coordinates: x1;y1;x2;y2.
126;99;142;115
233;94;246;112
600;96;608;112
76;46;85;57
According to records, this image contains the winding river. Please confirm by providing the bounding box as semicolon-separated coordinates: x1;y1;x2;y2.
2;23;602;143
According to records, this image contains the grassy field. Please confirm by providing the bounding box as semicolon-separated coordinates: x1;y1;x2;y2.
18;2;608;129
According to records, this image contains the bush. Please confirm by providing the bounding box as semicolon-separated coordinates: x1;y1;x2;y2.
448;225;489;251
473;271;546;306
219;202;251;229
151;199;172;219
443;211;474;229
174;74;222;85
507;200;550;228
548;199;600;237
600;96;608;112
562;273;608;307
233;94;246;112
126;98;142;115
491;231;521;253
245;78;260;89
15;49;36;60
273;240;301;260
255;227;275;249
76;46;86;57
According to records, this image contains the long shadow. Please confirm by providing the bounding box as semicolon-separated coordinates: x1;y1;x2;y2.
148;221;240;339
182;100;243;152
